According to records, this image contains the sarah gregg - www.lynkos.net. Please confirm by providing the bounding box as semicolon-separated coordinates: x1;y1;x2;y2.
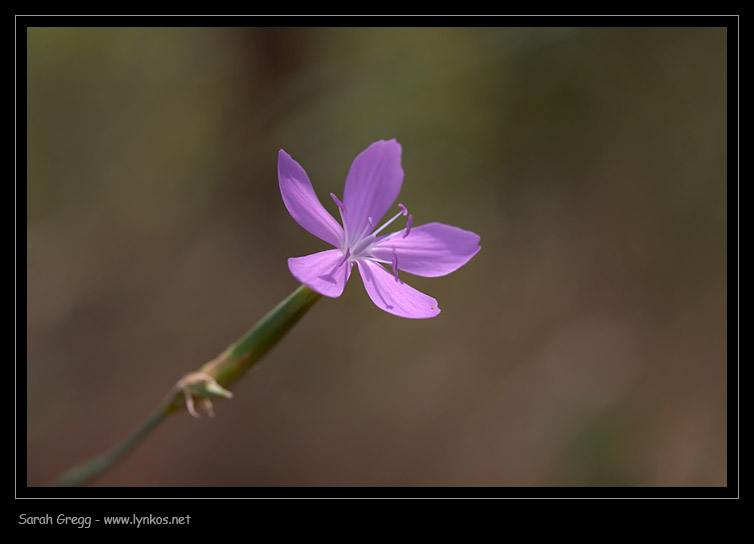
19;514;191;528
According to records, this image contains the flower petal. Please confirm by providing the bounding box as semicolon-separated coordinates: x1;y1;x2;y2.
369;222;481;277
343;139;404;238
356;259;440;319
288;249;352;298
278;149;343;247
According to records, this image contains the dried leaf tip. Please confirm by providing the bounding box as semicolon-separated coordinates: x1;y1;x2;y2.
175;372;233;418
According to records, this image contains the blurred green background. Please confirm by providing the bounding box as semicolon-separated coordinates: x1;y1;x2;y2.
26;26;727;486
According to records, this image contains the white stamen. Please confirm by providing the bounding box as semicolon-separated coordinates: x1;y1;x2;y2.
346;205;414;261
350;234;376;257
331;193;350;249
372;209;406;237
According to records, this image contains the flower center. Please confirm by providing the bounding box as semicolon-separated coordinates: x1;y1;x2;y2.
330;197;413;263
352;204;412;258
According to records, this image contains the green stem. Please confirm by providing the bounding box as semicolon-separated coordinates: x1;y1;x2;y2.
52;405;167;487
52;284;322;487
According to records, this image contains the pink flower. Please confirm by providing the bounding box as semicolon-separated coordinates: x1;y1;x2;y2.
278;139;481;318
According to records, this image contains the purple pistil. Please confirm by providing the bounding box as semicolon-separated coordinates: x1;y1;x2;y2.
337;247;351;267
403;214;413;238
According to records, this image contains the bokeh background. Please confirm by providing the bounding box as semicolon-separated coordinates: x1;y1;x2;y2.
27;26;727;487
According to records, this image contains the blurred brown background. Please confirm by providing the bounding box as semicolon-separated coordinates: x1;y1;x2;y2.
26;26;727;486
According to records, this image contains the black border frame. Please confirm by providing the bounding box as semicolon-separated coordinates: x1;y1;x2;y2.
16;14;739;508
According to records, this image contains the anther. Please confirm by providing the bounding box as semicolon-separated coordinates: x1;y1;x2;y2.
391;248;399;281
330;193;346;212
372;204;410;237
403;214;413;238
